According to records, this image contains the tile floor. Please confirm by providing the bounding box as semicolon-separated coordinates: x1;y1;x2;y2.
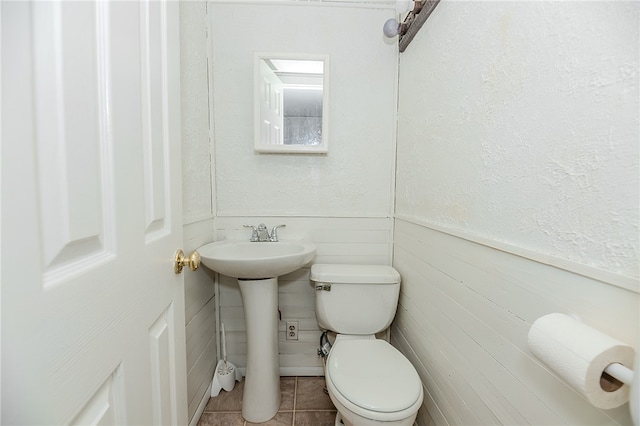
197;376;338;426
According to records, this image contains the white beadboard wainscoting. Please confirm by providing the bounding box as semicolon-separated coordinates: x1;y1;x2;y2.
214;216;392;375
183;219;217;421
391;218;638;426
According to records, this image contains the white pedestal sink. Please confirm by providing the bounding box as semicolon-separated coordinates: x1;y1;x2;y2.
198;240;316;422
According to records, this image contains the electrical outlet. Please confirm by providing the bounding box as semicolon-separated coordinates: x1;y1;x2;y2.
286;321;298;341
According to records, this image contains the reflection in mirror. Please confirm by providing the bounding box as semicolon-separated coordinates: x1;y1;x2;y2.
254;53;329;153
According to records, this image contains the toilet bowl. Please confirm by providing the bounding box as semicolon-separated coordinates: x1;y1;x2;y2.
325;335;423;426
311;264;424;426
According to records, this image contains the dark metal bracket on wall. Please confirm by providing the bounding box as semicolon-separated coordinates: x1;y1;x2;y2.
399;0;440;53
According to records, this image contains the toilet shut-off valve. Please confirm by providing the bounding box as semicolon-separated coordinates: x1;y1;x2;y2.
318;331;332;358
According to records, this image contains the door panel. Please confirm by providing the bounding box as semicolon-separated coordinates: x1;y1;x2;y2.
140;0;170;240
1;1;187;424
32;0;115;284
149;304;178;425
70;367;126;426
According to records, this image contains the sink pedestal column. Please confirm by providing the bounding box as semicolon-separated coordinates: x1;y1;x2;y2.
237;277;281;423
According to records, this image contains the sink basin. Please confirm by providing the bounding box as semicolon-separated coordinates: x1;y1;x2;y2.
198;240;316;279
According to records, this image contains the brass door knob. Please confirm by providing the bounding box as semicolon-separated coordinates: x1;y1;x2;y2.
174;249;201;274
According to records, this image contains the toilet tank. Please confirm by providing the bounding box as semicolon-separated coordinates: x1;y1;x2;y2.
311;264;401;335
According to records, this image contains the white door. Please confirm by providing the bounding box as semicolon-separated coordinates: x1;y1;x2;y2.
1;1;188;424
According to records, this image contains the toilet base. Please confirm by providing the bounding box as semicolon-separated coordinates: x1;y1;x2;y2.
328;390;418;426
335;414;418;426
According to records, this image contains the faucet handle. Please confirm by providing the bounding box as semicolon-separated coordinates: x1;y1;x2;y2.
243;224;259;242
269;224;286;242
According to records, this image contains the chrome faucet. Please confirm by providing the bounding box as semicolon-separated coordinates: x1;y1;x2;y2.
256;223;269;241
269;224;286;242
243;223;286;242
243;224;264;241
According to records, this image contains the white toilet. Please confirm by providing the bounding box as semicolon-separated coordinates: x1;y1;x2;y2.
311;264;424;426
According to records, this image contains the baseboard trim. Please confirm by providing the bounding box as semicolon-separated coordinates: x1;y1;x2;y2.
280;366;325;376
189;381;213;426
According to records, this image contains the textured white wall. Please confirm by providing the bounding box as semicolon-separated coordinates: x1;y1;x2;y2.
395;1;639;279
186;2;639;424
181;1;213;223
208;1;398;376
393;2;639;425
179;2;216;422
210;2;398;217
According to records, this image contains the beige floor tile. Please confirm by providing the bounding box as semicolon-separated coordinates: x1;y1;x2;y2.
280;377;296;411
198;376;342;426
294;377;336;411
198;412;245;426
246;411;293;426
204;381;244;412
294;410;338;426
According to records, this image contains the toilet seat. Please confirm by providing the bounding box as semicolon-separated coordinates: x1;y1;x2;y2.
326;338;422;421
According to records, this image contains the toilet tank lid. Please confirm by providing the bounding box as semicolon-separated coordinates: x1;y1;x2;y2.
310;264;400;284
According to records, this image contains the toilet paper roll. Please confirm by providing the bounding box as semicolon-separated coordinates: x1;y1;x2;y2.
528;313;635;409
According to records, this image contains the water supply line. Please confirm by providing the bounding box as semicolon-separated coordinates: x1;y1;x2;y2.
318;331;332;396
318;331;332;359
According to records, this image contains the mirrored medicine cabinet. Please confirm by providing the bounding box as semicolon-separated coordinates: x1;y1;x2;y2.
254;53;329;154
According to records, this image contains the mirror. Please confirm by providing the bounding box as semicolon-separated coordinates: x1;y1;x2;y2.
254;53;329;153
